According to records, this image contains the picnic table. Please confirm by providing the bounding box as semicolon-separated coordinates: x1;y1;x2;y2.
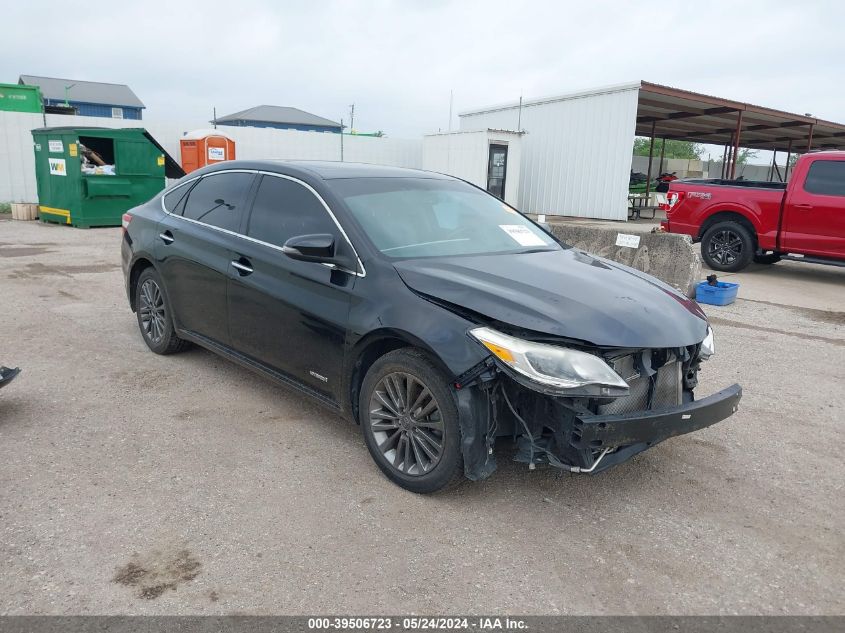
627;193;660;220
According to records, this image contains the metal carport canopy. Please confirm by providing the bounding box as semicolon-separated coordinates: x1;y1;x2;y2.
636;81;845;153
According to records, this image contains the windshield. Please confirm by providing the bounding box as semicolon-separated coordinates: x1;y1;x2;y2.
328;177;559;258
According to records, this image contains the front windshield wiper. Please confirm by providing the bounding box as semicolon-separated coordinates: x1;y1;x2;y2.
516;247;556;254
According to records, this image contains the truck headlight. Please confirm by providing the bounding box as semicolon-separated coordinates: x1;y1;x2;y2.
699;326;715;360
469;326;630;397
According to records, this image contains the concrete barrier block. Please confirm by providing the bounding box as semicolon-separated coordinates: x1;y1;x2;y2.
547;223;702;298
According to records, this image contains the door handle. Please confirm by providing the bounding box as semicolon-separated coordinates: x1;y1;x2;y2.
794;204;813;210
231;258;254;276
159;231;175;244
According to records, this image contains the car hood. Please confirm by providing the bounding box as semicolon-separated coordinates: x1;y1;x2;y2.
393;248;708;348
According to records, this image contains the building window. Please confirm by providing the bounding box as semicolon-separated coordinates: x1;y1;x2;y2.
111;107;123;119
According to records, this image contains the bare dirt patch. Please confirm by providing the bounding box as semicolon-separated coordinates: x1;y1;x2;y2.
113;548;202;600
0;246;54;257
8;261;119;279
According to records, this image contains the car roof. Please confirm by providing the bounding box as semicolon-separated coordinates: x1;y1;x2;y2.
198;159;453;181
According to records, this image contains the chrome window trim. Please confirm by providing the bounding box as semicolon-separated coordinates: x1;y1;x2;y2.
158;168;366;277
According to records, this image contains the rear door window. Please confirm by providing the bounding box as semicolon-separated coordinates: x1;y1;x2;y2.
803;160;845;197
181;172;256;231
246;175;337;248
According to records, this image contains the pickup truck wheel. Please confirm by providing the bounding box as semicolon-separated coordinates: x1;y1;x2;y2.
753;253;781;265
701;221;754;272
359;349;463;494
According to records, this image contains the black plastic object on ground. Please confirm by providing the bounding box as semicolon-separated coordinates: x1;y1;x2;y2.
0;366;21;389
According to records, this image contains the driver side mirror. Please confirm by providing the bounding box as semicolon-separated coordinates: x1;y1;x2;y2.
282;233;336;263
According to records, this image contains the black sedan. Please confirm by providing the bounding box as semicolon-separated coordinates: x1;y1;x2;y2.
121;161;741;493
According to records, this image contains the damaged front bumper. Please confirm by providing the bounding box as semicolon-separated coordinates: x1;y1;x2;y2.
454;357;742;480
569;383;742;473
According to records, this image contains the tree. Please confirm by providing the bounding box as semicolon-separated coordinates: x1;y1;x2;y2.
632;138;703;160
736;148;759;165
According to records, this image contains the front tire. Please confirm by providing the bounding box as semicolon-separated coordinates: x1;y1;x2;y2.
701;221;754;272
135;268;190;355
359;349;463;493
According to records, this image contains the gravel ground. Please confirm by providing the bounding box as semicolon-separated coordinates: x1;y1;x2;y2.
0;218;843;615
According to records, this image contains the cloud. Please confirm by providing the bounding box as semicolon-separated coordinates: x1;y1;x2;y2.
2;0;843;137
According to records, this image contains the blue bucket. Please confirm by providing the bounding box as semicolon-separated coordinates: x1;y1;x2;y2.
696;280;739;306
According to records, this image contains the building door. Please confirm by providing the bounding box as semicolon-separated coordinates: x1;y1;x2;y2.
487;144;508;200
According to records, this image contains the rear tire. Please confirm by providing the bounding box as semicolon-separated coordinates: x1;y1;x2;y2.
359;348;463;494
701;221;754;272
135;268;190;355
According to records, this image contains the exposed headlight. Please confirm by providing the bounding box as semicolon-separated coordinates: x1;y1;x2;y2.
469;326;629;397
699;326;715;360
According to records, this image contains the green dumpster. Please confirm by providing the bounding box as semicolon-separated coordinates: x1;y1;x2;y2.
0;83;43;113
31;127;185;228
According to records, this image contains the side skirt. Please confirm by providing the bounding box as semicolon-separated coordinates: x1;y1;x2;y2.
177;329;343;414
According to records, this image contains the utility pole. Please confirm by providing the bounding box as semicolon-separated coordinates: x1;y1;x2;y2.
213;107;217;129
349;104;355;132
340;118;344;161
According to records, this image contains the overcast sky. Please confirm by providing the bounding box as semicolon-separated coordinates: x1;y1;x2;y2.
3;0;843;148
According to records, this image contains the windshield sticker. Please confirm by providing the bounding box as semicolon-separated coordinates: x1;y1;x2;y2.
499;224;546;247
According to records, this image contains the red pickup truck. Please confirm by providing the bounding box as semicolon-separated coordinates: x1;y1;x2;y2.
661;151;845;272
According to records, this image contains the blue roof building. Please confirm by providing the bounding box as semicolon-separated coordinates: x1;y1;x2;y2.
213;105;342;133
19;75;144;120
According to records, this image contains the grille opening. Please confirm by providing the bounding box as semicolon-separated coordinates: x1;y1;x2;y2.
598;351;682;416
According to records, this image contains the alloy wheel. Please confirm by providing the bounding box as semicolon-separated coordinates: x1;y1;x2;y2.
139;279;167;344
708;229;743;265
369;372;445;476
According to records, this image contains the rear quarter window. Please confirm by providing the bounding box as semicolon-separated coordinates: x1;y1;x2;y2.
162;181;194;214
803;160;845;197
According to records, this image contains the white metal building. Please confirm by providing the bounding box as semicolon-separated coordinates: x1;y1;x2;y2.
422;129;523;207
459;83;640;220
460;80;845;221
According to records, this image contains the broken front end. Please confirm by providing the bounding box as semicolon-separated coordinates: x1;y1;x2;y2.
454;327;741;479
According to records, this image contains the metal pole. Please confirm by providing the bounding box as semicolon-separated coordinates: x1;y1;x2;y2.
517;95;523;132
721;143;728;179
730;110;743;179
768;149;777;181
213;107;217;129
645;121;656;199
658;137;666;175
340;118;344;161
806;123;815;152
725;135;735;179
784;138;793;181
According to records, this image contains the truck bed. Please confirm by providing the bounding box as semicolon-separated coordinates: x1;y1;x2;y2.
663;179;786;250
679;178;787;190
